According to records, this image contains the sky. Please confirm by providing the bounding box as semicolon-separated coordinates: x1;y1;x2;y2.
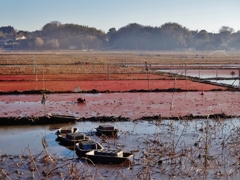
1;0;240;33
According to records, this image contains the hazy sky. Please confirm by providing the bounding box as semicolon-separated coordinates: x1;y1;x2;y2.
1;0;240;33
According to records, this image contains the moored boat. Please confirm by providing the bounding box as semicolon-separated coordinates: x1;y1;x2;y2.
85;149;133;165
75;140;104;157
47;113;79;123
57;132;91;146
55;127;79;135
95;125;119;137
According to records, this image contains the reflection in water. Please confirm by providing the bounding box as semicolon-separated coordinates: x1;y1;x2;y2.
0;119;239;156
159;69;240;86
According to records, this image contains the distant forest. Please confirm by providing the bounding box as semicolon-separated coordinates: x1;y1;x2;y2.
0;21;240;51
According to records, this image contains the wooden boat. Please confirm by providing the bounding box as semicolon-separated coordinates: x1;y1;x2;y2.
47;113;79;123
85;149;134;165
95;125;119;137
55;127;79;135
75;140;104;157
57;132;91;146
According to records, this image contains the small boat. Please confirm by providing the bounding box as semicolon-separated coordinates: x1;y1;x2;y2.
75;140;104;157
85;149;134;165
95;125;119;137
47;113;79;123
57;132;91;146
77;97;86;103
55;127;79;135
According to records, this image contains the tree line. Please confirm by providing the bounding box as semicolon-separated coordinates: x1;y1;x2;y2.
0;21;240;51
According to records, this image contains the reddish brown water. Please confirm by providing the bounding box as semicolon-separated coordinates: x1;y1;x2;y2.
1;92;240;119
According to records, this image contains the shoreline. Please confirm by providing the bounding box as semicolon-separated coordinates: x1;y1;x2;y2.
0;113;235;126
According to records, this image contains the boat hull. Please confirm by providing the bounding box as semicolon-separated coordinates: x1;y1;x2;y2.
55;127;79;135
57;134;91;146
75;142;104;157
95;128;119;137
85;151;133;165
48;114;79;124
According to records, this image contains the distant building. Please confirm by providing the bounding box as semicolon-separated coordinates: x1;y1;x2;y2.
16;36;26;40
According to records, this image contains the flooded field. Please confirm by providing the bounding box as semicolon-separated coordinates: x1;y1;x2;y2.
159;68;240;86
160;69;238;78
1;91;240;120
1;119;240;179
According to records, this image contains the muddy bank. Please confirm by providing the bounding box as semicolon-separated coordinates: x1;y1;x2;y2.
0;115;131;126
0;113;235;126
0;87;229;95
0;116;77;125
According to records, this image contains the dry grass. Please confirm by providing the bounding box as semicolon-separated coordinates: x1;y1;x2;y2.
0;50;239;65
1;118;240;179
0;51;240;75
